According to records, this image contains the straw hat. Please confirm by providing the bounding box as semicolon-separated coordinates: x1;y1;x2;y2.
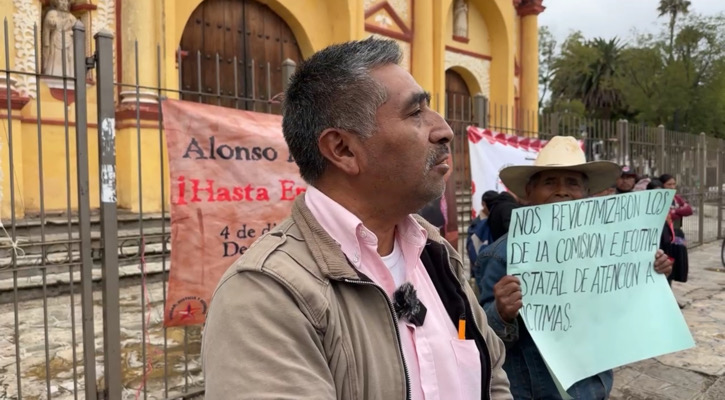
499;136;621;199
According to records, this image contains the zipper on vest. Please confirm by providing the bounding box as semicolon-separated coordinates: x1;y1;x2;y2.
343;278;411;400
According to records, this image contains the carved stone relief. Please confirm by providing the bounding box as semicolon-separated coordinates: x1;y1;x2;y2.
13;0;41;97
41;0;77;77
453;0;468;38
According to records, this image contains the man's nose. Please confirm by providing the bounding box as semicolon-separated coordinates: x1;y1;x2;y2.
429;111;453;144
554;181;570;196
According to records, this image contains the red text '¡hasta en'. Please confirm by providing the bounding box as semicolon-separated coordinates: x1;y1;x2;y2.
175;176;306;205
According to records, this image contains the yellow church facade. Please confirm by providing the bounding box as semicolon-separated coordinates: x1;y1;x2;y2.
0;0;543;218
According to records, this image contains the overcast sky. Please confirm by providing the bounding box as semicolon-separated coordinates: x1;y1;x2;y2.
539;0;725;44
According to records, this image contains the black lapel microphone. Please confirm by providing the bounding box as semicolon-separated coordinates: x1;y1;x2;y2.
393;282;427;326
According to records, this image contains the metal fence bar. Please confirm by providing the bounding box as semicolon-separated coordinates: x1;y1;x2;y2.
3;16;24;400
96;29;122;400
133;39;150;400
719;140;723;239
71;21;98;400
156;43;172;397
58;15;81;399
699;133;706;245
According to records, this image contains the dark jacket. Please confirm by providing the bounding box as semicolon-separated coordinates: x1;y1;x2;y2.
487;194;521;242
475;236;613;400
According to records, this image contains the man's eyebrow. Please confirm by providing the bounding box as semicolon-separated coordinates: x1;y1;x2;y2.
403;91;431;110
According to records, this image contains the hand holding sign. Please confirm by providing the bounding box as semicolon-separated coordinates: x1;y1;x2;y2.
494;275;523;322
507;189;695;391
654;249;673;275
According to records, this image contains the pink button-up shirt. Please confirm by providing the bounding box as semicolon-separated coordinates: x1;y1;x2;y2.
306;186;481;400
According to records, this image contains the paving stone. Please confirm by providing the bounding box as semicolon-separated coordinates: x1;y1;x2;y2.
624;372;700;400
638;361;715;392
702;376;725;400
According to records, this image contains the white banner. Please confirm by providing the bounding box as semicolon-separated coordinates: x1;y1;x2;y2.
467;127;544;218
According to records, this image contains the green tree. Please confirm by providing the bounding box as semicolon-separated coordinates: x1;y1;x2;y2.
657;0;692;60
550;34;625;119
616;14;725;136
538;26;557;110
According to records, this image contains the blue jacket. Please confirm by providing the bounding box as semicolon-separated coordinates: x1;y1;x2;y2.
475;235;613;400
466;217;493;267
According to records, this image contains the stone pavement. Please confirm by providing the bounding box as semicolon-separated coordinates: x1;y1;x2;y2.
0;263;204;400
610;240;725;400
0;242;724;399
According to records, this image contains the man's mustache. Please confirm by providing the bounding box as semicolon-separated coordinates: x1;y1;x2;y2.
426;146;450;169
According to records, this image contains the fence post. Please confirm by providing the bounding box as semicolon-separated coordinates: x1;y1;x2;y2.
616;119;629;166
550;113;559;137
657;125;665;176
93;30;122;399
72;21;98;400
473;93;488;128
718;139;723;239
699;132;706;245
281;58;295;92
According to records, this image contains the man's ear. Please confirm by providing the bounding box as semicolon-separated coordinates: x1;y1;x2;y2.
318;128;362;176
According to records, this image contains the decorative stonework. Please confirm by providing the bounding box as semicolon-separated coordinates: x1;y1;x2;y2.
444;50;490;98
92;0;115;35
92;0;116;81
365;0;410;26
13;0;41;98
374;12;394;28
387;0;410;22
516;0;545;16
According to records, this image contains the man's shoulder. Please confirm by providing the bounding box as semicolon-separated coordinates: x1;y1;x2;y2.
480;234;508;258
214;217;329;301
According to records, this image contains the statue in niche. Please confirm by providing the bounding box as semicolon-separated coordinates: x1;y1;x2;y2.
42;0;77;76
453;0;469;38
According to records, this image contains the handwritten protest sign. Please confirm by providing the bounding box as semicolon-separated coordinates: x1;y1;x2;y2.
161;99;306;327
507;189;695;390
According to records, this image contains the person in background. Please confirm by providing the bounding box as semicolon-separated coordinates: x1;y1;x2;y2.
477;136;674;399
634;176;652;191
486;192;522;243
615;165;638;194
660;174;691;286
466;190;498;267
472;191;521;297
418;196;446;234
647;179;687;308
660;174;693;233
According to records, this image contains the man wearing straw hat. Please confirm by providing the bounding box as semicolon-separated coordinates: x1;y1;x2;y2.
476;136;674;399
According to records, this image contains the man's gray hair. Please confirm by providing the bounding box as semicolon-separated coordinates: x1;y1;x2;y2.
282;38;402;184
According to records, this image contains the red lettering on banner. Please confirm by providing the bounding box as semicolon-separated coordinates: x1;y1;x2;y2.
280;179;307;200
163;99;308;328
175;175;271;204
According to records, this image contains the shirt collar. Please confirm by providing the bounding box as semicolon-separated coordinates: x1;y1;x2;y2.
304;186;429;264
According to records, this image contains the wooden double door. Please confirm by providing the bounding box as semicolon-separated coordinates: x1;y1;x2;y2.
179;0;303;113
